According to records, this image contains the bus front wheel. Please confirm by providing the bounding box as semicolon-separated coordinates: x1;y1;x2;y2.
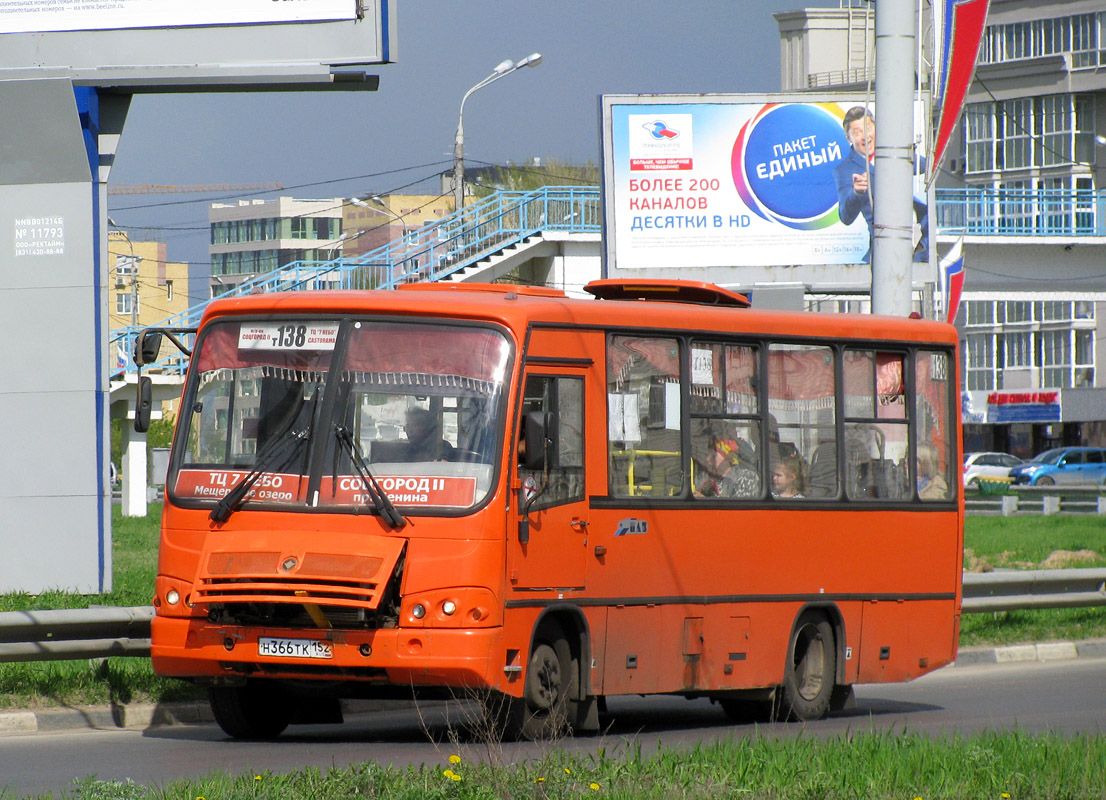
506;624;577;740
209;682;294;740
779;611;836;721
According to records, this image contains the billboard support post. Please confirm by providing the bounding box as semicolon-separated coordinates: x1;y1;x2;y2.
872;0;917;316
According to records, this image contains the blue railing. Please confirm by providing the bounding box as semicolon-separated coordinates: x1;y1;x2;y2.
111;186;601;375
934;187;1106;237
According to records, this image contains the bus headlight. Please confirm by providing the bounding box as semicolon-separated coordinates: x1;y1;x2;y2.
403;588;499;628
166;589;181;606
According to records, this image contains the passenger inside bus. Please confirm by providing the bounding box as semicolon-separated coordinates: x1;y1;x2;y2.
695;437;760;498
373;407;456;462
771;451;807;498
917;441;949;500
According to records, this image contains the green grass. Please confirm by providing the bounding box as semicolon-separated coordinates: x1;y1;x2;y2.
9;731;1106;799
1;510;1104;710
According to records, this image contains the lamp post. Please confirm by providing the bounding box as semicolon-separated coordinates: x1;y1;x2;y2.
352;196;409;239
452;53;542;212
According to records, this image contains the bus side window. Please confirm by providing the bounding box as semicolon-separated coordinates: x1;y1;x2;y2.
689;342;762;499
843;350;911;500
915;350;954;501
607;336;682;497
767;344;835;500
519;375;584;509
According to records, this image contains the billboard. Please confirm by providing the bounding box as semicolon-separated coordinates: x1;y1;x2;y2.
0;1;355;34
601;94;930;280
0;0;390;89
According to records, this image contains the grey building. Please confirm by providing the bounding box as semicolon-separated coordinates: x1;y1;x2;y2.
209;196;344;296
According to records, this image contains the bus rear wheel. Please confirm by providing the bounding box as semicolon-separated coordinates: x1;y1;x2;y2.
778;611;836;721
209;681;294;740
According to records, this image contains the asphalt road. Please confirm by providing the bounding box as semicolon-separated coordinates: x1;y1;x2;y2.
3;659;1105;798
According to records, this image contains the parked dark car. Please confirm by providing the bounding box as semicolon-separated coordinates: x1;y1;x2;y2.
1008;447;1106;487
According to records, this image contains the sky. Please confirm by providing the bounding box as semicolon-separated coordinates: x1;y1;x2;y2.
107;0;842;273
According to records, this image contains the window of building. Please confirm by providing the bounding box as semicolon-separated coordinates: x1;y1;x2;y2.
966;333;995;391
1005;331;1031;367
1040;329;1072;388
165;280;173;302
966;301;994;326
291;217;309;239
116;293;132;315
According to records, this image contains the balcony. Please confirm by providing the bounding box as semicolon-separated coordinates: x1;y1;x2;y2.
935;188;1106;238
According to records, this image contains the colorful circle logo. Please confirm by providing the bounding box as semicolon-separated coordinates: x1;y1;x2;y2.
731;103;850;231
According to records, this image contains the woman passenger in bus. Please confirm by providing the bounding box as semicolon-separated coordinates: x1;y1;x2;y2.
696;438;760;498
771;451;807;498
916;441;949;500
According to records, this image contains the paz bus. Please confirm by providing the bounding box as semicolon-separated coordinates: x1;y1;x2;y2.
136;279;962;740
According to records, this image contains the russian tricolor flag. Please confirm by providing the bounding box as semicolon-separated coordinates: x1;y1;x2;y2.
940;238;965;323
931;0;991;179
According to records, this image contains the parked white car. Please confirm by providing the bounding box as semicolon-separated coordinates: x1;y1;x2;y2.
962;451;1025;488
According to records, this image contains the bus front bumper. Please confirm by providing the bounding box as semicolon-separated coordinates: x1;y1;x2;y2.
151;616;513;692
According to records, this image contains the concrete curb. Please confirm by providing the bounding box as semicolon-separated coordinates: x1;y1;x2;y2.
953;637;1106;667
3;641;1105;737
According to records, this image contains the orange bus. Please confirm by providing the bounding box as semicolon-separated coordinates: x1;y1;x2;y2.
139;279;962;740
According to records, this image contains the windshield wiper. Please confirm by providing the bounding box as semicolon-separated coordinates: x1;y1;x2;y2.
210;427;309;523
333;425;407;530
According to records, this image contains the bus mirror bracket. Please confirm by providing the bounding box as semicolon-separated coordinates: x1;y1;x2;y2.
131;326;196;433
135;375;152;433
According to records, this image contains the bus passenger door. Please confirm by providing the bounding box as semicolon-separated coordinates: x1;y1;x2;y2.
509;373;588;590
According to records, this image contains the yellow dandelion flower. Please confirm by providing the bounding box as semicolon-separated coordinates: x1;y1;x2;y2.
590;782;601;791
448;754;462;765
450;773;462;782
535;777;546;783
443;769;456;779
1001;795;1011;799
254;775;262;782
564;767;572;775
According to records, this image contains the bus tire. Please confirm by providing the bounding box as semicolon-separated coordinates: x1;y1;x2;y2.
209;682;294;740
507;623;576;740
778;610;835;721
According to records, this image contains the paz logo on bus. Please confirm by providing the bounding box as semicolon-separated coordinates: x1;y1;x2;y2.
614;518;648;537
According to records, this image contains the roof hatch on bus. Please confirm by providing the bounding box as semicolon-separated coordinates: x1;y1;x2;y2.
584;279;750;307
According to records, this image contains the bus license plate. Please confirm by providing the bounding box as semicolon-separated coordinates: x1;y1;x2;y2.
258;637;333;660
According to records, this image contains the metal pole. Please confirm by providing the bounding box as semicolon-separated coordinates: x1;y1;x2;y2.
871;0;917;316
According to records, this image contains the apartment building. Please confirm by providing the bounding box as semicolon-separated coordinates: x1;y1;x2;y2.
108;231;190;368
208;196;344;296
776;0;1106;457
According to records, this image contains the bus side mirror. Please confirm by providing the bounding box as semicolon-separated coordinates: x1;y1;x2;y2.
523;410;555;471
134;375;152;433
134;330;163;367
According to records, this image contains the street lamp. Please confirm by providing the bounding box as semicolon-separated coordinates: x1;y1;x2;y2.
352;196;409;238
453;53;542;212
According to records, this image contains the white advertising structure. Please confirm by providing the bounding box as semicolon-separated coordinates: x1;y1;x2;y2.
601;94;931;287
0;0;355;34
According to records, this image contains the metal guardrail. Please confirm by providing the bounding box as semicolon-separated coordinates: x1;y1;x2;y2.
0;606;152;663
2;570;1104;664
965;485;1106;516
962;569;1106;614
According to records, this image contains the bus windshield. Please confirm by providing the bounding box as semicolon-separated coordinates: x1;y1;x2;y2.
170;318;511;514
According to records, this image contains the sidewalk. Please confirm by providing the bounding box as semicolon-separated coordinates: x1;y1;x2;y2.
3;640;1105;737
